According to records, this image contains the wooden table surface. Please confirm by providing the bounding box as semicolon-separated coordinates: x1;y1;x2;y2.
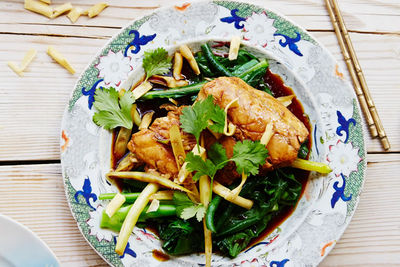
0;0;399;266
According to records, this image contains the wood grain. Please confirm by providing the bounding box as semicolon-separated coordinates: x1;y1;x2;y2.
0;156;398;266
0;1;399;266
0;31;398;161
1;0;399;33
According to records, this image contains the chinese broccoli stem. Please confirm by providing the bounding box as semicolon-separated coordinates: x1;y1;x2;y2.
100;204;177;232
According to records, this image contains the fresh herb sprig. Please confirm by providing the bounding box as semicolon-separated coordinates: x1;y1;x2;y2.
142;47;172;80
92;87;134;130
173;192;206;222
186;141;269;182
180;95;225;148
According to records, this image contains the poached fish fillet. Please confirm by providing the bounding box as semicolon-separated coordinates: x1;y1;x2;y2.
128;77;309;180
197;77;309;170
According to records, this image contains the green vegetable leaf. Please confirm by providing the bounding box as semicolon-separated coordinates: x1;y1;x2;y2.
180;205;206;222
185;152;217;181
208;105;226;134
207;143;228;167
142;48;172;80
173;192;206;222
231;140;269;176
92;87;134;130
180;95;226;145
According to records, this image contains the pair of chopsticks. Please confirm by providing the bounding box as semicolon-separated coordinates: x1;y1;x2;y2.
325;0;390;150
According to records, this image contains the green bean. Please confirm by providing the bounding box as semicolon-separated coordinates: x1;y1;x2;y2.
231;59;259;76
205;195;222;233
99;192;140;202
238;59;269;81
201;43;233;77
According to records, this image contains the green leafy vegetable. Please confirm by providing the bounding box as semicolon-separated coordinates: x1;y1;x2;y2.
180;95;225;146
92;87;134;130
142;47;172;80
214;168;302;257
173;192;206;222
158;219;204;255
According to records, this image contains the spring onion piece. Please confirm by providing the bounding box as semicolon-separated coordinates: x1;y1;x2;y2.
114;127;132;160
276;95;295;107
151;75;189;88
199;174;212;267
173;52;184;80
7;48;37;77
115;182;159;255
230;173;248;197
170;125;186;170
147;199;160;213
223;98;239;136
260;123;274;145
138;111;154;130
228;36;242;60
178;146;206;183
131;104;141;127
212;181;253;210
67;7;84;23
180;45;200;75
107;171;193;194
291;158;332;174
87;2;108;18
115;152;138;172
52;2;72;18
24;0;53;18
105;193;126;218
47;46;75;74
132;81;152;100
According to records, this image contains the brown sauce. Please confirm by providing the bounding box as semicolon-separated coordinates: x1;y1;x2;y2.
152;249;170;262
245;69;312;248
110;59;312;253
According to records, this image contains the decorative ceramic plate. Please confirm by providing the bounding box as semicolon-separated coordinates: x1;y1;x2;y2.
0;214;60;267
60;1;366;266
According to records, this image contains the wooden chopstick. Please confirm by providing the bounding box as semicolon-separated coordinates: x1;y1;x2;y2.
325;0;390;150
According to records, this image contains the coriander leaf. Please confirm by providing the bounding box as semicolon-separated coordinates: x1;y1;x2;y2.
180;105;208;145
92;87;134;130
180;205;206;222
207;143;228;168
180;95;226;145
185;152;216;181
173;192;206;222
143;48;172;80
208;104;226;134
231;140;269;176
195;205;206;222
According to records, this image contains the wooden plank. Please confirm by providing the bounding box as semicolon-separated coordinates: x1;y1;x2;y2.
0;0;399;34
320;153;400;266
1;30;398;161
0;163;107;266
0;156;398;266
